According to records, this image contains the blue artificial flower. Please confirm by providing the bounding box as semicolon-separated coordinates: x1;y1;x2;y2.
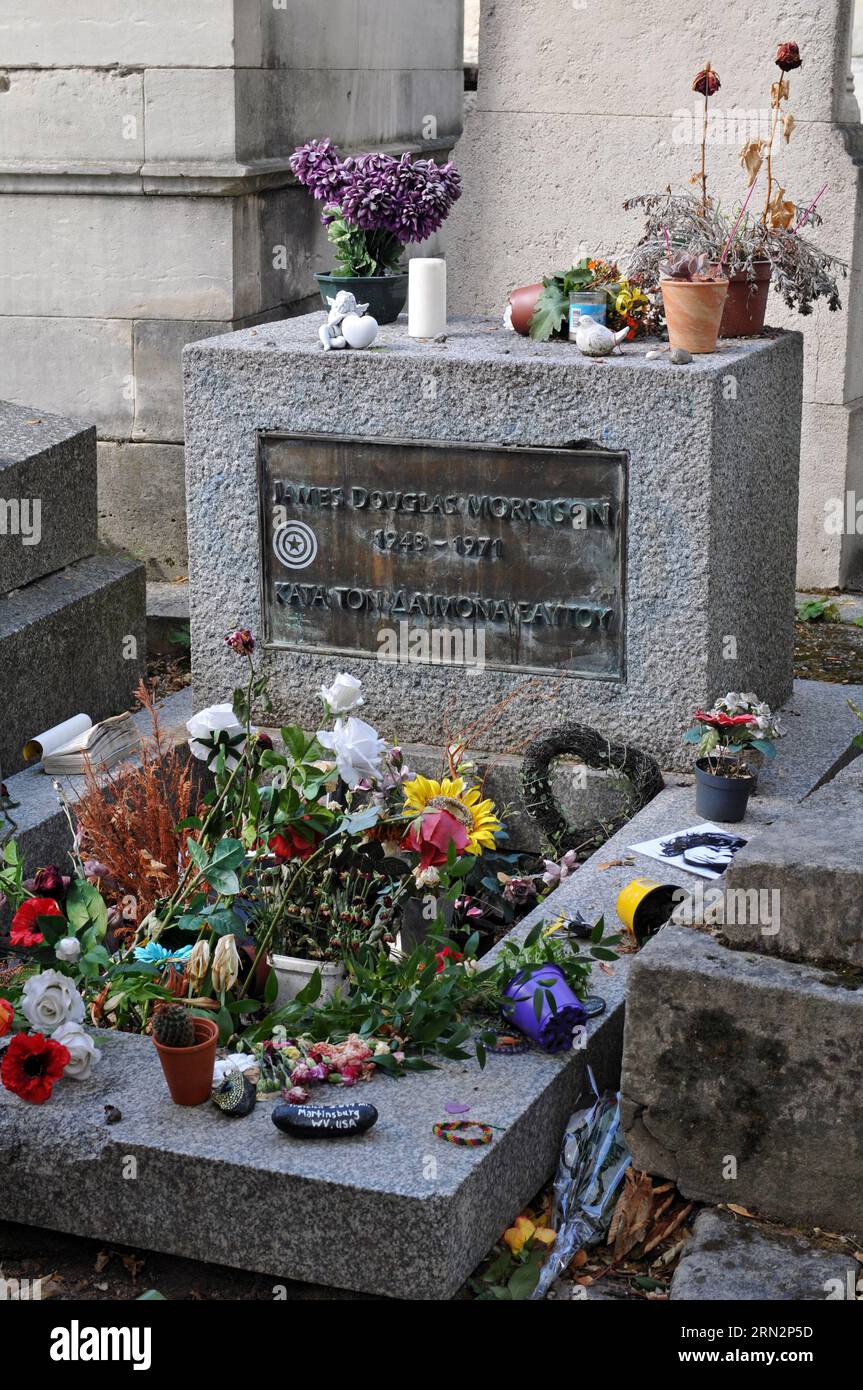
133;942;193;971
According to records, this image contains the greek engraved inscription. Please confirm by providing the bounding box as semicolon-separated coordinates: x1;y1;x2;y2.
259;434;626;679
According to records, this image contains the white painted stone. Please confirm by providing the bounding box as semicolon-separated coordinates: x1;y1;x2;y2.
0;195;235;319
0;316;133;437
0;0;235;67
476;0;847;123
448;0;863;588
143;69;237;163
0;69;144;163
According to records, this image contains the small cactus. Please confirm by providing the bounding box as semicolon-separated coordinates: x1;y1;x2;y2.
152;1004;195;1049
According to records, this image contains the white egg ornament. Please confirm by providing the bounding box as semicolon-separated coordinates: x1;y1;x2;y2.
341;312;379;350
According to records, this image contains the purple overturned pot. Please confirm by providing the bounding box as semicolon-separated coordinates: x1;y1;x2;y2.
502;964;588;1053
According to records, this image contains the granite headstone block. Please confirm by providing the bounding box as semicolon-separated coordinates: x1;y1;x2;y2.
0;400;96;595
183;317;802;769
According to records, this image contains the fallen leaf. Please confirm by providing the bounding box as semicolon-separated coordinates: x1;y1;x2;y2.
122;1254;145;1281
643;1202;694;1254
570;1250;588;1269
608;1168;654;1260
597;857;635;870
94;1250;111;1274
726;1203;756;1218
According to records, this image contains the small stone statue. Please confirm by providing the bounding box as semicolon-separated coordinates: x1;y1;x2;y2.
572;315;630;357
319;291;379;351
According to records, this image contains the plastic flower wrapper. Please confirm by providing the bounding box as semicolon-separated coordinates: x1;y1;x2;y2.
528;1075;630;1300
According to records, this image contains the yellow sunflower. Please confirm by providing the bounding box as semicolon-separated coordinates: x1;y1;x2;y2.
402;774;501;856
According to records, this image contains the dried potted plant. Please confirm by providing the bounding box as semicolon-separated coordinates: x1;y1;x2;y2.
625;43;845;338
684;693;782;822
289;140;461;323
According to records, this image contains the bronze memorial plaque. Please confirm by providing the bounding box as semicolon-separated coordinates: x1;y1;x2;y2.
258;433;626;679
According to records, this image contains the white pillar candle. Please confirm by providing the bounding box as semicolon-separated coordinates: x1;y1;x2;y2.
408;257;447;338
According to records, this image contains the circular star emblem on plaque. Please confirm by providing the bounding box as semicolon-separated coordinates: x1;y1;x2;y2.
273;520;318;570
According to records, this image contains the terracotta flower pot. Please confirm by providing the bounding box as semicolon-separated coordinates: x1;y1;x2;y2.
508;283;544;336
714;261;771;338
660;277;729;354
153;1016;218;1106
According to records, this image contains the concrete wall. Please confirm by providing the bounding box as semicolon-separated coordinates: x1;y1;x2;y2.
0;0;464;578
447;0;863;590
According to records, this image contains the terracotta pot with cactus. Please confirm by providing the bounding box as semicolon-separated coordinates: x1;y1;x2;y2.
152;1004;218;1106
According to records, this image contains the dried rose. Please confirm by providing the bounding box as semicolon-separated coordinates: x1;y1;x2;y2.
692;64;720;97
775;42;802;71
225;628;255;657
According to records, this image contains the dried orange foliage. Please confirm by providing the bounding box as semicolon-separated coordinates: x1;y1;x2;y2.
74;680;195;919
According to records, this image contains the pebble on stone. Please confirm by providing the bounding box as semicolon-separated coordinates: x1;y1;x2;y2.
669;348;693;364
272;1101;379;1138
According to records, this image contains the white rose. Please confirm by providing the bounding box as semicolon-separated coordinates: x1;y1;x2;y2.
21;969;85;1034
187;703;247;770
320;672;364;715
315;716;387;789
55;936;82;965
52;1022;99;1080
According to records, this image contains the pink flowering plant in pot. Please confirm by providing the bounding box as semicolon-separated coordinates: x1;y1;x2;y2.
685;693;782;822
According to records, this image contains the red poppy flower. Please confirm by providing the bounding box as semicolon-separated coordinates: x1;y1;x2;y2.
10;896;63;947
0;999;14;1037
1;1031;70;1104
269;824;322;863
403;808;470;870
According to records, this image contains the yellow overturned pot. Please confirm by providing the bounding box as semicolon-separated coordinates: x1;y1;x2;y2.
616;879;681;947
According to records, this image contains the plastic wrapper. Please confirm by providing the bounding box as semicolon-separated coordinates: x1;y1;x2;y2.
530;1070;630;1299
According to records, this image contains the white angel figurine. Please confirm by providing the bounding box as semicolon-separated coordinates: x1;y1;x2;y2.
319;290;378;351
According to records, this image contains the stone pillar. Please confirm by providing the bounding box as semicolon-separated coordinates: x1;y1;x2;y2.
0;1;463;577
447;0;863;589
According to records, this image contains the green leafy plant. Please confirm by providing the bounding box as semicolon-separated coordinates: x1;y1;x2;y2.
796;597;840;623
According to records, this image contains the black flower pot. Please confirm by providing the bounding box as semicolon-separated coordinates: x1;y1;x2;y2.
315;271;408;325
694;758;755;823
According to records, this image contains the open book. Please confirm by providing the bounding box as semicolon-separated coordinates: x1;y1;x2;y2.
36;712;140;775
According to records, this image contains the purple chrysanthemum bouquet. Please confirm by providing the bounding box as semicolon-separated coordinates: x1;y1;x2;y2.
290;139;462;277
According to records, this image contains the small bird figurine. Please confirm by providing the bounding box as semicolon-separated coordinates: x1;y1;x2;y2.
572;315;629;357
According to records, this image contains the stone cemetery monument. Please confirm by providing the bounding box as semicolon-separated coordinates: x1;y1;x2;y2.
184;315;802;769
0;401;145;781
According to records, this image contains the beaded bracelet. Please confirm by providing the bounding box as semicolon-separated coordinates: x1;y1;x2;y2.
432;1120;494;1147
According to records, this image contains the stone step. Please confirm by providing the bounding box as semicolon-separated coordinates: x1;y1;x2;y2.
621;925;863;1238
0;553;146;778
0;689;193;906
0;400;96;595
671;1208;859;1301
723;807;863;967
